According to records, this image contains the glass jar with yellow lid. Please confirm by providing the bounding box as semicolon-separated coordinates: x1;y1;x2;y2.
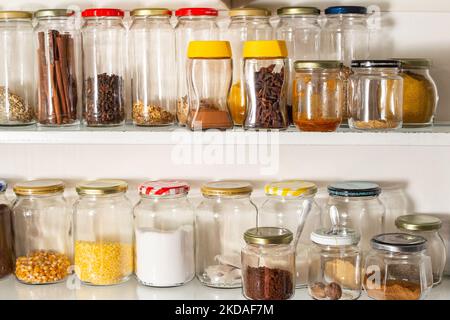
73;179;133;285
12;179;72;284
196;180;257;288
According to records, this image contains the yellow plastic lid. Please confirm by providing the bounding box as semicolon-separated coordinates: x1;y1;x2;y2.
265;180;317;197
187;41;232;59
243;40;288;59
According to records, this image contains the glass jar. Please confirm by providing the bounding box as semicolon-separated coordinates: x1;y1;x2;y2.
275;7;321;124
348;60;403;131
34;9;81;127
243;40;289;130
0;180;14;279
186;41;233;130
242;227;295;300
293;60;343;131
130;9;176;126
196;181;258;288
175;8;219;126
308;228;361;300
395;58;438;127
74;179;133;286
134;180;195;287
81;9;126;127
227;8;272;126
395;215;446;286
325;181;385;253
258;180;321;288
0;11;35;126
364;233;433;300
12;180;72;284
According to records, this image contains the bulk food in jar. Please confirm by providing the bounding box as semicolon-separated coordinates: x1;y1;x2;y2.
0;180;14;279
293;61;343;132
130;8;176;126
81;9;126;127
258;180;321;287
395;215;446;286
134;181;194;287
308;228;361;300
242;227;295;300
74;180;133;286
348;60;403;131
243;40;289;130
34;9;81;126
196;181;257;288
175;8;219;126
186;41;233;130
364;233;433;300
0;11;35;126
12;180;72;284
226;8;272;126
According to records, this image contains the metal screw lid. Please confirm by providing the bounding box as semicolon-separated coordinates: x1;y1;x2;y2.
244;227;293;245
277;7;320;16
325;6;367;15
130;8;172;17
351;60;401;69
370;233;427;253
392;58;432;69
13;179;65;196
311;228;360;246
294;60;342;70
34;9;75;19
0;11;32;20
395;214;442;231
201;180;252;197
229;8;271;17
76;179;128;195
327;181;381;197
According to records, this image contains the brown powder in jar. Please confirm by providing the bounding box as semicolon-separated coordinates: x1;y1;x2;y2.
244;266;294;300
188;103;233;130
295;118;341;132
353;119;401;130
365;279;422;300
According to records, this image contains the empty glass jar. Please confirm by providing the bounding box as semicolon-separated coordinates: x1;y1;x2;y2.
196;181;257;288
0;180;14;279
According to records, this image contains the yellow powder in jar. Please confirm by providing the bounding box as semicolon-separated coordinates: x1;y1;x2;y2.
228;82;246;125
324;259;359;289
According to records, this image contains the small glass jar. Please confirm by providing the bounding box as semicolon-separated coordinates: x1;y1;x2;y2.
395;215;446;286
186;41;233;130
364;233;433;300
12;180;72;284
243;40;289;130
242;227;295;300
308;228;361;300
130;8;176;126
0;11;35;126
74;179;133;286
175;8;219;126
81;9;126;127
325;181;385;253
258;180;321;288
34;9;81;127
0;180;14;279
348;60;403;131
227;8;272;126
196;181;258;288
134;180;195;287
293;60;344;132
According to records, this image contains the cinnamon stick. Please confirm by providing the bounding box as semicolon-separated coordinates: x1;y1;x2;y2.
67;36;77;118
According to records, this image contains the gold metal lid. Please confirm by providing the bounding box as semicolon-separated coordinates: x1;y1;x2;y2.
201;180;252;197
277;7;320;16
0;11;32;20
34;9;75;19
393;58;432;69
294;60;342;70
229;8;271;17
395;214;442;231
76;179;128;195
13;179;65;196
131;8;172;17
244;227;293;245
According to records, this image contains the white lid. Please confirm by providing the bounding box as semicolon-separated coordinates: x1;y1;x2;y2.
311;228;360;246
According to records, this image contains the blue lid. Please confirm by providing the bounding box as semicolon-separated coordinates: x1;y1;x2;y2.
0;180;7;192
325;6;367;15
328;181;381;197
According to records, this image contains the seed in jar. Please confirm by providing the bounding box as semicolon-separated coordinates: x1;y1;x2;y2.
0;86;35;124
176;96;189;125
132;101;174;126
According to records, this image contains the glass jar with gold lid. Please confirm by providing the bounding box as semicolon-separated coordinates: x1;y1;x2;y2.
12;179;72;284
196;180;258;288
73;179;133;285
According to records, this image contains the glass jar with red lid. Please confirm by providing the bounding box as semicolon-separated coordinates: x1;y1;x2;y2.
81;8;127;127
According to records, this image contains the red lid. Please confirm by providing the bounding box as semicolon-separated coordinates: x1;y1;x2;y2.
139;180;190;197
175;7;218;17
82;8;125;18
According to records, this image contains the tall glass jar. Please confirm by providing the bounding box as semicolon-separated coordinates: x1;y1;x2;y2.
275;7;321;124
186;41;233;130
0;11;35;126
293;60;344;131
12;180;72;284
134;180;195;287
196;181;257;288
74;179;133;286
348;60;403;131
34;9;81;127
0;180;14;279
243;40;289;130
226;8;272;126
258;180;321;288
242;227;295;300
395;215;446;286
175;8;219;126
130;8;176;126
81;9;126;127
364;233;433;300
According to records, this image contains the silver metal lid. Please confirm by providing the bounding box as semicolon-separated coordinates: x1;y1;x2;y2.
370;233;427;253
311;228;360;246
